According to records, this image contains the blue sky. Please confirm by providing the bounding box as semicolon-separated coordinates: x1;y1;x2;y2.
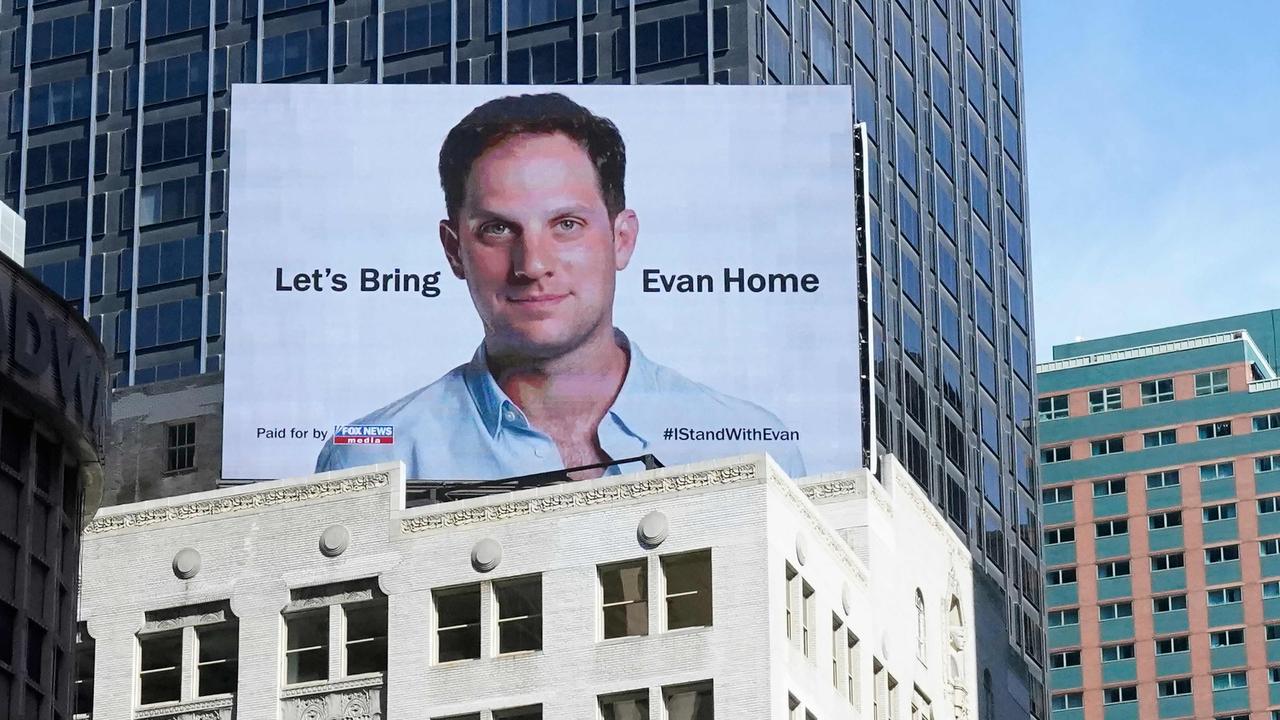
1022;1;1280;359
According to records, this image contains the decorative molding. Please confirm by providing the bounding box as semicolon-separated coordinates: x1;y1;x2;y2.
280;674;385;699
764;470;869;587
87;472;390;535
401;463;759;533
801;478;865;500
286;588;376;612
134;696;233;719
144;610;228;633
281;683;383;720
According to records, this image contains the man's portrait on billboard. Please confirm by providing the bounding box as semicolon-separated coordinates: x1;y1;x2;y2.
315;93;805;480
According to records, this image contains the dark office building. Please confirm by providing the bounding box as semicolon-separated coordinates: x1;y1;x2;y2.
0;250;109;719
2;0;1041;715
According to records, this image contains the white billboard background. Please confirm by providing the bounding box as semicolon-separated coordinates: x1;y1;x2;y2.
224;84;862;480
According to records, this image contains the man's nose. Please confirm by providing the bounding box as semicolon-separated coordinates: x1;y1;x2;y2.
511;229;554;281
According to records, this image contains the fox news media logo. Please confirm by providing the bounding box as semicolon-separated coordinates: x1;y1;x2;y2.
332;425;394;445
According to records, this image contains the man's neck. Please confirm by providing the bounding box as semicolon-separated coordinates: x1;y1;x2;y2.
487;328;629;434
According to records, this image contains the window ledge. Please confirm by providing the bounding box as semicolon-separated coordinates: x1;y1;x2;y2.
280;673;384;699
135;695;234;719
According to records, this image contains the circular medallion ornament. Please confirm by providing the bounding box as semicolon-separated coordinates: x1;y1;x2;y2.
471;538;503;572
172;548;201;579
637;511;670;548
319;525;350;557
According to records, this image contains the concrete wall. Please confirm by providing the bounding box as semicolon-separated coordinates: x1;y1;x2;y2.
104;372;224;505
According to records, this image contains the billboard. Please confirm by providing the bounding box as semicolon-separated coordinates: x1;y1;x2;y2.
224;85;864;481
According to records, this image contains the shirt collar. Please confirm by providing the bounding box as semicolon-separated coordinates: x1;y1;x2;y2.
461;330;657;440
462;344;526;439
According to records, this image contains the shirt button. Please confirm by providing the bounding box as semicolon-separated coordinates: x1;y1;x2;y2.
504;410;516;422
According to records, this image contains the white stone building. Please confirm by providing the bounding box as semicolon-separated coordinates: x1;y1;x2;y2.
77;454;977;720
0;200;23;266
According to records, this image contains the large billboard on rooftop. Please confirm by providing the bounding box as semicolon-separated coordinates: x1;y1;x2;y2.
223;84;867;481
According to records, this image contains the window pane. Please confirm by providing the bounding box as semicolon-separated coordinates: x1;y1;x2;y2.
285;609;329;683
663;551;712;630
196;624;238;696
345;602;387;674
138;632;181;704
436;586;481;662
601;561;648;639
495;576;542;654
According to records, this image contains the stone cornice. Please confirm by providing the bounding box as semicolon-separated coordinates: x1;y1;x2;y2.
400;462;759;533
85;472;390;535
765;468;869;587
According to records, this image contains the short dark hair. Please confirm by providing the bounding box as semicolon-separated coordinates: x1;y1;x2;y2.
438;93;627;220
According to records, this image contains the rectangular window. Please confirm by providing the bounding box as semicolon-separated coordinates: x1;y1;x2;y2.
435;585;482;662
343;602;387;675
1262;539;1280;556
663;550;712;630
1200;462;1235;482
801;581;815;657
1040;447;1070;464
1255;412;1280;432
1037;395;1068;421
1045;568;1076;586
1212;671;1247;690
1210;629;1245;647
599;690;649;719
1149;510;1182;530
1143;429;1177;448
1203;504;1237;523
495;576;542;654
846;630;860;705
139;631;182;704
1146;470;1180;489
1041;486;1072;504
1197;421;1233;440
1088;387;1122;413
1154;635;1189;654
1259;455;1280;473
1204;545;1240;564
1043;527;1075;545
1151;553;1184;572
1265;581;1280;599
1267;624;1280;640
1140;378;1174;404
1100;643;1134;662
1207;587;1242;606
1048;650;1080;668
1052;693;1083;711
1157;678;1191;697
1153;595;1187;613
1093;478;1125;497
195;624;238;696
600;560;648;639
166;421;196;472
1195;369;1229;396
1260;497;1280;514
1097;561;1131;580
1047;609;1078;627
1091;437;1124;456
663;681;713;720
285;609;328;683
1103;686;1136;704
1095;519;1128;538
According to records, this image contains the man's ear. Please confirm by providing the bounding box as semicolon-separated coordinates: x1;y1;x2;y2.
439;220;466;279
612;209;639;271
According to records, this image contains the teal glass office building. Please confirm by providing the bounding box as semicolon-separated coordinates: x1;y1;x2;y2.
3;0;1042;716
1038;309;1280;720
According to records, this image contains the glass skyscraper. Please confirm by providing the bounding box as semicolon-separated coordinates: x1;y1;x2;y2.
2;0;1042;715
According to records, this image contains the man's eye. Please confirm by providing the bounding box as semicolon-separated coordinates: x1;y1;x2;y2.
556;219;582;231
481;222;513;236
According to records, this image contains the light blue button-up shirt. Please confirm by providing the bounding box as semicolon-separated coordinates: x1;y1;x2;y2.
315;334;805;480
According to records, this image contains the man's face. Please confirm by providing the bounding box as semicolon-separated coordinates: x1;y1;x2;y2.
440;132;638;361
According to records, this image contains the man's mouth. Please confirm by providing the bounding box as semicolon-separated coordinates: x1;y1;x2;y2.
505;292;570;306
